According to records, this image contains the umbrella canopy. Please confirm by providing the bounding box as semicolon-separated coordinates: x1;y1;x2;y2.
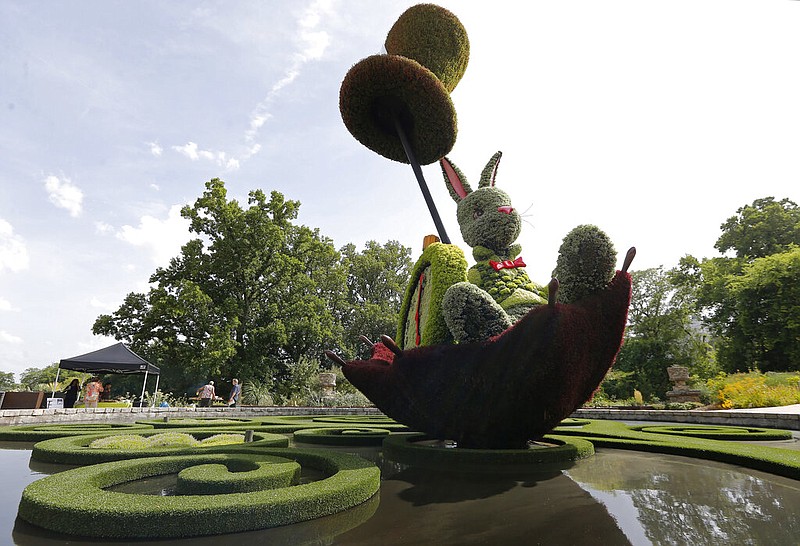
59;343;160;375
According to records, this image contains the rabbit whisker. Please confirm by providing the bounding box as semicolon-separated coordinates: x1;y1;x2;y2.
519;201;535;216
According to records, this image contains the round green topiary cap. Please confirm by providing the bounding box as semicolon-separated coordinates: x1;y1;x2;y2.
385;4;470;93
339;54;457;165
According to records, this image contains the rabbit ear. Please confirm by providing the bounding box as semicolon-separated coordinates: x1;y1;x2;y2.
440;156;472;202
479;151;503;188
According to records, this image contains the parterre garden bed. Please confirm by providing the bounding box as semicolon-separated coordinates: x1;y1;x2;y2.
0;414;798;540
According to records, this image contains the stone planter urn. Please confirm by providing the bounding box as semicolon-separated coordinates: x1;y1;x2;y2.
666;365;701;404
319;372;337;398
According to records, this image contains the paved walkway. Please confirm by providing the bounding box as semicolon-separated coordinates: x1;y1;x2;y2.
713;404;800;414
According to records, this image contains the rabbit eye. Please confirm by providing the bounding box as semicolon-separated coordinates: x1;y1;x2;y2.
472;209;484;220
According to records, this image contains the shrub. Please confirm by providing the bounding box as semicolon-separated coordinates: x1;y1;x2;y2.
707;371;800;409
19;447;380;539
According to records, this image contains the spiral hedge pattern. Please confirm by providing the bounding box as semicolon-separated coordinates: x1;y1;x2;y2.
19;447;381;539
631;425;791;441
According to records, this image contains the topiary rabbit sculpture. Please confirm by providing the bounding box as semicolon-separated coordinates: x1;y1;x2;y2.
440;151;548;343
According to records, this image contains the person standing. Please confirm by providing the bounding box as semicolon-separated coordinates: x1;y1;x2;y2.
228;378;241;407
63;378;80;408
84;378;104;409
197;380;215;407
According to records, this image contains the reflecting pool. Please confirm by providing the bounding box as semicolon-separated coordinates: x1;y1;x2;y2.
3;437;800;545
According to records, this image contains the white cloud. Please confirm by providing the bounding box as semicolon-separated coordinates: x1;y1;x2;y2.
243;0;333;147
148;141;163;156
95;221;114;234
172;142;240;171
150;183;160;191
0;219;30;272
0;330;23;344
44;174;83;217
116;204;192;265
0;297;19;311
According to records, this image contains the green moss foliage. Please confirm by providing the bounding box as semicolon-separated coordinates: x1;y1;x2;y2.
397;242;468;348
383;433;595;470
31;429;288;465
18;447;380;539
294;427;392;446
384;3;469;93
442;281;512;343
339;54;456;165
554;420;800;480
552;225;617;303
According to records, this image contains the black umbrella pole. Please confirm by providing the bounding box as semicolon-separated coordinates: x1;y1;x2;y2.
393;117;451;244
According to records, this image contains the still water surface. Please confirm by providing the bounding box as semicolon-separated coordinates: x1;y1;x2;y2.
3;438;799;545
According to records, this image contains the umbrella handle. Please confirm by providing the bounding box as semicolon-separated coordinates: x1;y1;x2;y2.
392;116;451;244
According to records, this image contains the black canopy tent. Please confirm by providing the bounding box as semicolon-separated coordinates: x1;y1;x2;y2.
53;343;161;407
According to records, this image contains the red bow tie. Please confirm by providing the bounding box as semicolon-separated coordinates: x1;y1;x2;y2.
489;256;526;271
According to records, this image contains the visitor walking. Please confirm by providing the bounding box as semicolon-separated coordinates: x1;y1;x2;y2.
84;378;104;409
228;378;241;407
197;381;215;407
63;378;80;408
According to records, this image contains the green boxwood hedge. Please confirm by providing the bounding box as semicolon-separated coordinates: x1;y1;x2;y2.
293;427;392;447
31;429;289;465
0;422;155;442
554;420;800;480
383;433;595;469
19;447;381;539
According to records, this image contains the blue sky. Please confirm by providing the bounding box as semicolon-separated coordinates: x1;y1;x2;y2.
1;1;799;379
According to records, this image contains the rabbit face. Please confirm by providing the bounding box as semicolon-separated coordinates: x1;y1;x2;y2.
456;187;521;250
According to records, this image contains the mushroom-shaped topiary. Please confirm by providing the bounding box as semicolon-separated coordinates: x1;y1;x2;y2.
385;3;470;93
339;54;457;165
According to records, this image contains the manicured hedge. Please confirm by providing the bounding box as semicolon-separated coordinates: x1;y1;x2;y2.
554;420;800;480
293;427;392;447
31;429;289;465
136;417;259;429
0;422;155;442
175;454;300;495
383;433;595;469
631;424;792;441
19;447;381;539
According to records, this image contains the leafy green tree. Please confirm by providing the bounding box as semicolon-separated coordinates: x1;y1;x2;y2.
726;247;800;372
715;197;800;259
339;240;412;358
19;363;60;391
606;267;716;400
94;179;346;395
0;371;16;390
676;197;800;373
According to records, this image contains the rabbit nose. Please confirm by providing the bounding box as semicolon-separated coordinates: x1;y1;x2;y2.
497;206;514;215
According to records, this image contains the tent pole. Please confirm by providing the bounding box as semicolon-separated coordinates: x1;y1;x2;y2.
52;368;61;399
152;375;160;407
140;370;149;408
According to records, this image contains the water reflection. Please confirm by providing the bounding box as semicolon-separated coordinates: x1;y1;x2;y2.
3;443;800;545
566;450;800;545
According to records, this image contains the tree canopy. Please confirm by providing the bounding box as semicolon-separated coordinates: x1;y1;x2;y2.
678;196;800;373
607;267;715;400
93;179;410;395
